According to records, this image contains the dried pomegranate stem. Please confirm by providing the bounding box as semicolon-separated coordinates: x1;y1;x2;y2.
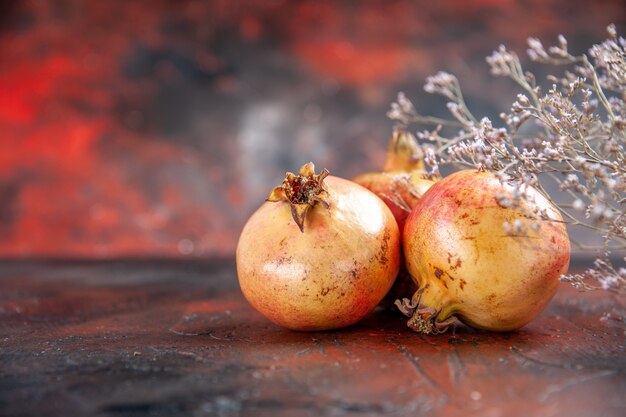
266;162;330;232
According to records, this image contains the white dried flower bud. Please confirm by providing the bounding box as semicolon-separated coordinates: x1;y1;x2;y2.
446;102;459;112
397;92;414;113
590;204;606;222
487;45;518;76
574;156;587;166
516;94;530;106
607;24;617;38
527;37;549;61
604;178;617;191
387;106;403;121
599;274;618;290
424;71;457;100
572;199;585;211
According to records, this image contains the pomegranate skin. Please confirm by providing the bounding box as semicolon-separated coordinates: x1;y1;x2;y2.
353;171;434;231
402;170;570;332
237;176;401;331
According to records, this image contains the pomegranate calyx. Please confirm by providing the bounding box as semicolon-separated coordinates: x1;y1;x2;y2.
407;306;438;334
395;296;419;317
266;162;330;232
395;286;455;334
383;129;424;172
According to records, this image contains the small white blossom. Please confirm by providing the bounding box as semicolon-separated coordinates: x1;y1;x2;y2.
572;199;585;211
424;71;458;100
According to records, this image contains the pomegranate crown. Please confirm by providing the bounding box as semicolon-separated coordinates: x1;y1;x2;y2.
383;129;425;172
266;162;330;232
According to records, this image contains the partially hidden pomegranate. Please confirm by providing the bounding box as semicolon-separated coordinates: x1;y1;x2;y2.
353;130;435;231
353;130;436;304
237;162;401;331
398;169;570;333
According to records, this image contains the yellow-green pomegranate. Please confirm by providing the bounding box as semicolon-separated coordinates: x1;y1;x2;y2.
399;169;570;333
237;162;401;331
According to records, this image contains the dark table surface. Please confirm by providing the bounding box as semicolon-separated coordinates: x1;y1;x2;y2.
0;260;624;417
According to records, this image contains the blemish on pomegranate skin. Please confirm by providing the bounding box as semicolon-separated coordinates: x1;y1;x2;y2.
434;267;443;279
459;279;467;290
377;228;391;266
447;252;462;270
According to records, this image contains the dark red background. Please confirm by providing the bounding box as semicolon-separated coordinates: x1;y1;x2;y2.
1;0;624;258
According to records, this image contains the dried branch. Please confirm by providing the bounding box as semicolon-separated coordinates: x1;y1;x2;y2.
388;25;626;294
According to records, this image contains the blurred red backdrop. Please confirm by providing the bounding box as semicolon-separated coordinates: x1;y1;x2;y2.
0;0;624;258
